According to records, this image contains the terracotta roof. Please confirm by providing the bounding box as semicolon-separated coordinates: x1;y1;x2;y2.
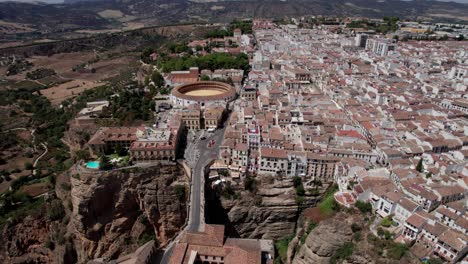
438;229;468;252
397;197;419;212
423;222;447;237
170;225;268;264
406;213;427;229
260;147;287;159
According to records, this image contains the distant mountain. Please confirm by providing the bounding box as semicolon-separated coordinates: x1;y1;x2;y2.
0;0;467;38
109;0;468;24
0;2;110;30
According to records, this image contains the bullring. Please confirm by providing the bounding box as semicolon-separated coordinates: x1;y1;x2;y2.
170;81;236;108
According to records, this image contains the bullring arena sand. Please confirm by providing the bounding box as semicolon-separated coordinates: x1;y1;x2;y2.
184;89;225;96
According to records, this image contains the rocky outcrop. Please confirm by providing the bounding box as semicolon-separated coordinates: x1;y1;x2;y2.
292;211;420;264
216;178;325;240
0;214;53;264
70;164;188;261
292;213;353;264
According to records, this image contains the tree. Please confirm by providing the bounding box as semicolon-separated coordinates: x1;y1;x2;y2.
200;75;210;81
296;185;305;196
24;162;33;170
115;145;127;157
244;176;258;193
330;242;354;264
387;242;408;260
381;215;393;227
174;185;186;202
151;71;165;88
292;176;302;188
100;154;112;170
416;158;424;172
427;258;444;264
47;199;65;221
75;150;90;161
355;200;372;213
141;47;154;63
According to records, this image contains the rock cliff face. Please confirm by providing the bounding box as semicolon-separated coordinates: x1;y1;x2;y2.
1;214;53;263
70;164;188;261
293;213;353;264
292;212;420;264
214;178;324;240
0;200;77;264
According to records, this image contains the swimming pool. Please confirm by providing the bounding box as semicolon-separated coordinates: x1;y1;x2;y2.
86;161;100;169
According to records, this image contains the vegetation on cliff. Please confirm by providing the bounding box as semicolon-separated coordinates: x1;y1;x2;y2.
156;52;250;73
204;19;253;38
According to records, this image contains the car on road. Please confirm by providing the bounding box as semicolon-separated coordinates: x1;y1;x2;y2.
200;136;206;140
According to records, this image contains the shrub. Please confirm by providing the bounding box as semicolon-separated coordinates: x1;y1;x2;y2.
138;229;156;245
75;150;90;161
47;200;65;221
309;189;320;196
295;195;305;206
330;242;354;264
275;235;293;264
355;200;372;213
61;183;71;191
351;223;362;233
318;186;340;216
24;162;33;170
254;195;262;206
11;168;21;173
48;175;56;185
384;230;393;240
353;232;362;241
244;176;258;193
387;242;408;260
306;221;317;234
292;176;302;188
222;184;238;200
295;185;305;196
55;228;66;244
174;185;186;202
100;154;112;170
380;216;393;227
416;158;424;172
151;71;165;88
377;227;384;237
26;68;56;80
427;258;444;264
45;238;55;250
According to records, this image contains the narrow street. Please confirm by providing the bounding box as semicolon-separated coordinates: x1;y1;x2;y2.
158;126;226;263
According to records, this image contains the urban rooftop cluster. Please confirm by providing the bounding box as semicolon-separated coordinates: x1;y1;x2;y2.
80;18;467;264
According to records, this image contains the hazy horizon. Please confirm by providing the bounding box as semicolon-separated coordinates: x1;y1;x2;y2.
0;0;467;4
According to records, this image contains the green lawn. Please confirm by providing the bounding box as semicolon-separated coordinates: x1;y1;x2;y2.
318;185;339;216
275;235;293;264
106;154;130;167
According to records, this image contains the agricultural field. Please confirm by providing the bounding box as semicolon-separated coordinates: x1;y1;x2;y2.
40;79;106;106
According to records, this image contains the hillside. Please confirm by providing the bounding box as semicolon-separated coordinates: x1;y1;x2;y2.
0;0;467;31
0;0;467;55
